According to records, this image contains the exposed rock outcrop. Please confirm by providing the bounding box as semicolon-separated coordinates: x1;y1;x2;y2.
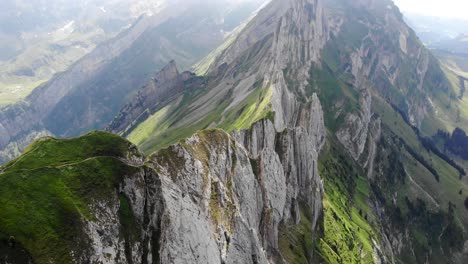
81;110;325;263
337;90;373;160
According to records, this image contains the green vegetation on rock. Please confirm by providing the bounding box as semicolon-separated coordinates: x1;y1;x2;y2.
0;131;141;263
2;131;139;172
315;139;378;263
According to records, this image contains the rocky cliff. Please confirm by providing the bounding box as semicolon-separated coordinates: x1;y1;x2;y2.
0;104;326;263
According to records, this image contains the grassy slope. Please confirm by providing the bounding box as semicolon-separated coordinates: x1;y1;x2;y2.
310;87;467;263
421;52;468;134
278;205;316;264
372;96;468;263
0;131;140;263
373;96;468;225
2;131;140;172
314;3;468;259
278;137;378;264
304;30;379;260
311;27;468;259
127;80;273;155
314;139;378;264
278;36;377;261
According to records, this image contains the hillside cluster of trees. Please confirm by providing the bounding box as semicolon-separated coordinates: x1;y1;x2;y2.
436;128;468;160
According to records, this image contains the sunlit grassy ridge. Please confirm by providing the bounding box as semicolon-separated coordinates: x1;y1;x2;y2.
0;131;141;263
2;131;139;172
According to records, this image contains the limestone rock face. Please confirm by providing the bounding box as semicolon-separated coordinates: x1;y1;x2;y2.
80;107;325;263
0;123;9;148
207;0;330;132
362;116;382;179
337;90;372;161
342;0;446;129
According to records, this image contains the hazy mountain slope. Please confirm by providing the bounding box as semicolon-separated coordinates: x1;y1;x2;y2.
0;0;266;164
115;0;456;152
402;13;468;136
0;0;167;105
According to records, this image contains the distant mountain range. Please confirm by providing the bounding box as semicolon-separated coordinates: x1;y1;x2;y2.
404;13;468;55
0;0;167;105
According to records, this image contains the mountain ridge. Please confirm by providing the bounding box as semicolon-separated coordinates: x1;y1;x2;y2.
1;0;468;263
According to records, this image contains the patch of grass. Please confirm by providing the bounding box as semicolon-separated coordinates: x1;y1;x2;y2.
314;139;377;263
372;96;419;150
127;105;171;146
140;98;231;154
219;83;272;131
0;80;46;106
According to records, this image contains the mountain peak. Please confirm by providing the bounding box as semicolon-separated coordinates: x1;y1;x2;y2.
153;60;179;84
